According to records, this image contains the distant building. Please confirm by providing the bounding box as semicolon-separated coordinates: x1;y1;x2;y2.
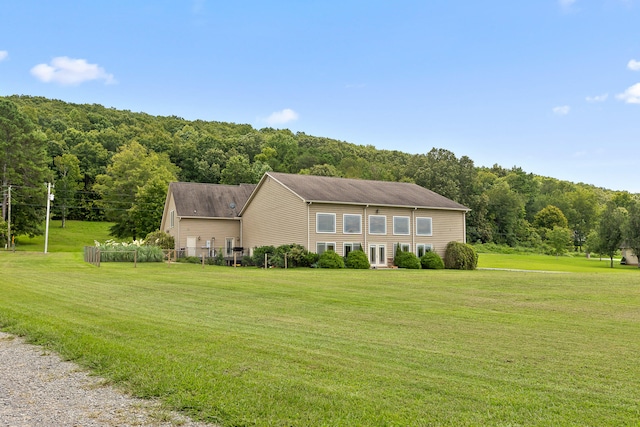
160;172;469;267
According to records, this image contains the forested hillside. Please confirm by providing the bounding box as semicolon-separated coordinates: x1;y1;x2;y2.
1;95;638;257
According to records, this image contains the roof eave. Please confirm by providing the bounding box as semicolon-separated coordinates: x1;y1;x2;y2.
303;200;470;212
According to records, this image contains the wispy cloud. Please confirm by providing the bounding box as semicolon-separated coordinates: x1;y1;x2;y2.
628;59;640;71
192;0;205;14
617;83;640;104
553;105;571;115
263;108;299;125
0;51;7;62
30;56;116;86
559;0;577;11
586;93;608;103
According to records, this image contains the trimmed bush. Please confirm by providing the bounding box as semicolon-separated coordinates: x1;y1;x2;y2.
393;244;421;269
317;250;345;268
443;241;478;270
345;249;370;269
420;251;444;269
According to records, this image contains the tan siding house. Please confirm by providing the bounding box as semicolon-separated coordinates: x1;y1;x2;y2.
161;172;469;266
240;174;308;250
240;172;469;266
160;182;255;258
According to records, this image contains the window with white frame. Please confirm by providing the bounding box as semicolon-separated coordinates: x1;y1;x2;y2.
416;217;432;236
169;210;175;228
316;242;336;255
393;216;410;235
343;214;362;234
369;215;386;234
316;213;336;233
343;242;362;257
416;243;433;257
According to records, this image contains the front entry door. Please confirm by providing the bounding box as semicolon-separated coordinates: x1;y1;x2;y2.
369;244;386;267
186;236;197;257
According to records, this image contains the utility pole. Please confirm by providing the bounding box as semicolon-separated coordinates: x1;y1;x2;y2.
44;182;54;254
6;185;10;250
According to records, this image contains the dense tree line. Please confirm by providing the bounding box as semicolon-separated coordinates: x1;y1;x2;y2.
1;95;639;259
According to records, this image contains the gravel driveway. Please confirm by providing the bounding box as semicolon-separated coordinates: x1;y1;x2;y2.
0;332;216;427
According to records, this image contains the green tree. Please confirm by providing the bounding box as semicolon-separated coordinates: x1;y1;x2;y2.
595;204;627;268
547;226;572;258
0;99;49;241
300;163;340;177
565;187;600;250
53;153;82;228
220;155;254;184
623;200;640;268
94;141;178;239
533;205;568;240
485;180;526;246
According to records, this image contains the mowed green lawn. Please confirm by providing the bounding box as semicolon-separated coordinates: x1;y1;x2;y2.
1;252;639;426
12;220;114;252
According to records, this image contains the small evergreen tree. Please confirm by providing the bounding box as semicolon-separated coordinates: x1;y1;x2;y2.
444;241;478;270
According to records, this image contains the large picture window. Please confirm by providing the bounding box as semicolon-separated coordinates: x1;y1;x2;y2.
369;215;386;234
416;217;432;236
393;216;410;235
316;213;336;233
343;214;362;234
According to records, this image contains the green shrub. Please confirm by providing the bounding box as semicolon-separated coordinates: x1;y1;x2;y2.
275;244;315;268
317;250;345;268
252;245;276;267
393;244;421;269
176;256;199;264
144;230;174;249
252;244;316;268
420;251;444;269
345;249;370;269
444;241;478;270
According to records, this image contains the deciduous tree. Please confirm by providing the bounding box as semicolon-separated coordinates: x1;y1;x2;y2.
0;99;49;241
94;141;178;239
595;204;627;268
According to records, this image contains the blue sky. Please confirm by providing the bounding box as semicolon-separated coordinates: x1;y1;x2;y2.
1;1;639;192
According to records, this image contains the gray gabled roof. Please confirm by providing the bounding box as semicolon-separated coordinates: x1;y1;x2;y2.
169;182;256;218
265;172;469;211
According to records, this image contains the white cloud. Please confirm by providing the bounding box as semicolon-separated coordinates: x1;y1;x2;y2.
552;105;571;115
617;83;640;104
585;93;608;102
0;51;7;62
30;56;116;86
628;59;640;71
264;108;299;125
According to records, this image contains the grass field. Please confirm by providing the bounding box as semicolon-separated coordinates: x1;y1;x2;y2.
12;220;114;252
1;249;639;426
